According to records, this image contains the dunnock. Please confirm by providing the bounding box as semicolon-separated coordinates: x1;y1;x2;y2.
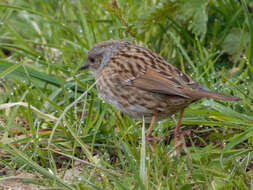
79;40;241;149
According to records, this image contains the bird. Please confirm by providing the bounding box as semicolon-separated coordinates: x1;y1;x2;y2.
78;40;241;150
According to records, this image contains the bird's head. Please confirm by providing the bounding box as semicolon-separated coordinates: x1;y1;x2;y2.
78;40;128;75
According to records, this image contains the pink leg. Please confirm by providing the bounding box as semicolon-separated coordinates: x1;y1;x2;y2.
174;109;185;154
146;110;158;141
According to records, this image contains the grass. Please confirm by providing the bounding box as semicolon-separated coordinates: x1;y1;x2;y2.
0;0;252;189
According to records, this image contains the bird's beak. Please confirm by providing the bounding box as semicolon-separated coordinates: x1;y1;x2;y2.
78;63;89;71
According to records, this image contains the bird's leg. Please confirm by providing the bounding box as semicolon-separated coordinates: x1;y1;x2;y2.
174;109;185;155
172;108;192;163
146;110;158;142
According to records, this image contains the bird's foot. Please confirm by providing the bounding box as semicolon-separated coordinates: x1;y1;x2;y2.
146;135;161;143
174;133;183;156
146;135;161;154
174;130;192;164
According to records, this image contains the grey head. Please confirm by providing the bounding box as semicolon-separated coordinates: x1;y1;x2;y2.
78;40;130;76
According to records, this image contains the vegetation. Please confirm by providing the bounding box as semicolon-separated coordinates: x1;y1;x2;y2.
0;0;252;189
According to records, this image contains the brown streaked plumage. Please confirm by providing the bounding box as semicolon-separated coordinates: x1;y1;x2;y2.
79;40;241;150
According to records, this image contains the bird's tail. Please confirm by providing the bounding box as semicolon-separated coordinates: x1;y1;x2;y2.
187;89;241;101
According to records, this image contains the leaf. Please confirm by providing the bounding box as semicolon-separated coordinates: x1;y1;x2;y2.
0;143;76;190
222;28;249;61
241;0;253;65
177;0;210;37
0;59;85;93
137;0;210;37
202;100;253;125
220;128;253;168
0;59;61;86
136;0;177;33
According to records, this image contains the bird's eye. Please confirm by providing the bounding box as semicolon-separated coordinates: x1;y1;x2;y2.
89;57;95;63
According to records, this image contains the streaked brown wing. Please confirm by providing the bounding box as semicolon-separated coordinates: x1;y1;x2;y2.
117;67;190;98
